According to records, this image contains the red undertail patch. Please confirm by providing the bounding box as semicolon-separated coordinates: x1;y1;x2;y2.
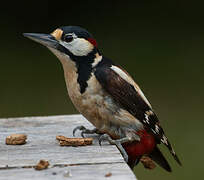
123;130;156;159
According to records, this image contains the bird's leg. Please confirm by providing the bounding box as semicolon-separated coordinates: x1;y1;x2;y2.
73;125;103;137
99;134;138;163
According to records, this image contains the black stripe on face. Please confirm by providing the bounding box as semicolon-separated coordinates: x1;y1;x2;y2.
57;44;98;94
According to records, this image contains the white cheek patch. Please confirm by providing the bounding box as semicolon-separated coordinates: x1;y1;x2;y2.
60;38;94;56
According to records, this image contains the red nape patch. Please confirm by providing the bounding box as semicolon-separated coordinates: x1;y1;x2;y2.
122;130;156;160
87;38;98;47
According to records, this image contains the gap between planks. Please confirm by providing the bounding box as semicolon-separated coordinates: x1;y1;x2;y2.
0;161;124;170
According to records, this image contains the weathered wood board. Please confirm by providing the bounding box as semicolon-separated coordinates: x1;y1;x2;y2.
0;114;137;180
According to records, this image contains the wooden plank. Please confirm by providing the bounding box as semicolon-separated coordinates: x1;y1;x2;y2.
0;163;136;180
0;115;137;179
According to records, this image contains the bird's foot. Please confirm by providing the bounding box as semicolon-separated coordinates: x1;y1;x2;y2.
73;125;102;137
99;134;129;163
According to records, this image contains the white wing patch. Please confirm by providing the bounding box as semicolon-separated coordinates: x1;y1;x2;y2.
144;114;150;124
144;110;161;135
155;125;160;133
161;135;168;145
111;65;152;107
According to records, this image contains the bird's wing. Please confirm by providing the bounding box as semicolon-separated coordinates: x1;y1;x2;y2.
94;62;181;165
94;63;160;138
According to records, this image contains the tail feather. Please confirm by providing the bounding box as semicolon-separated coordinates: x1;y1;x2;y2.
149;146;172;172
160;135;182;166
128;156;141;169
166;139;182;166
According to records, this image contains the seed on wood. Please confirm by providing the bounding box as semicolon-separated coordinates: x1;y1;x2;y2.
105;172;112;177
5;134;27;145
35;160;49;170
56;135;93;146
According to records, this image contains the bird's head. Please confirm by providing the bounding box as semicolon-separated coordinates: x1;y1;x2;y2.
23;26;99;63
24;26;102;94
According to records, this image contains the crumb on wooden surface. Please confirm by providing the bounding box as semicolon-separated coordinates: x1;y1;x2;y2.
140;156;156;170
56;135;93;146
35;160;49;170
5;134;27;145
105;172;112;177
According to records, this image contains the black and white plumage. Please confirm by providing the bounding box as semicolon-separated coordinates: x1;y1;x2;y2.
94;57;181;165
23;26;181;171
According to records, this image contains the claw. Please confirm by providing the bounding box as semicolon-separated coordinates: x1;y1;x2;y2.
81;131;85;138
98;135;104;146
98;133;130;163
98;134;112;146
72;126;86;136
73;126;102;137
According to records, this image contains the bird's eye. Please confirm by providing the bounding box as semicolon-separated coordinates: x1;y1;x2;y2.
64;35;73;43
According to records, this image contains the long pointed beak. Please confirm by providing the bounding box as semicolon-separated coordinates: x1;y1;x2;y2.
23;33;59;48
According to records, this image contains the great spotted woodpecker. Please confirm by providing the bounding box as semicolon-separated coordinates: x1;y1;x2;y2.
24;26;181;172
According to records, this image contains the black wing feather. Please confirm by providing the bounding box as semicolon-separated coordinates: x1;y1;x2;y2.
95;64;151;121
149;147;172;172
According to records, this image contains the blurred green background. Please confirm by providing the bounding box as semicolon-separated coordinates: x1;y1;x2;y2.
0;1;203;179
